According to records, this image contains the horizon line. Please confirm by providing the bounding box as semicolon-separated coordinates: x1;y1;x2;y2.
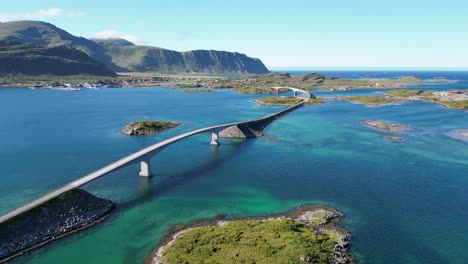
268;67;468;71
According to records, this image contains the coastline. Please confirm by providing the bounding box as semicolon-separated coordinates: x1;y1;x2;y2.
0;211;113;264
0;189;115;263
145;205;352;264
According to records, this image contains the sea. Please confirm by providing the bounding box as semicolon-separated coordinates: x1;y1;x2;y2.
0;71;467;263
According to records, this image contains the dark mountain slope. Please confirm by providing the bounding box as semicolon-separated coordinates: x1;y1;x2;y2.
0;41;116;76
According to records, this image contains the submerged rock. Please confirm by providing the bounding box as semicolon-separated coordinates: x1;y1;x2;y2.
384;136;405;141
0;189;114;262
446;128;468;143
362;120;409;134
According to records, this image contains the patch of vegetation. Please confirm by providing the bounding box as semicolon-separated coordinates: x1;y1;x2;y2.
0;41;116;76
180;89;213;93
121;121;180;136
206;72;326;90
203;72;427;91
306;98;326;105
162;218;337;264
384;89;435;97
341;96;396;105
255;96;303;105
436;100;468;110
320;77;420;89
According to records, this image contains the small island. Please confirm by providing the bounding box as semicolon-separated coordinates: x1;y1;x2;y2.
254;96;303;106
362;120;409;134
147;206;352;264
121;121;180;136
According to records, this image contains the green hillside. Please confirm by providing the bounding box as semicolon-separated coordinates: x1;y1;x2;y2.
0;21;270;74
97;40;270;74
0;41;116;76
0;21;126;71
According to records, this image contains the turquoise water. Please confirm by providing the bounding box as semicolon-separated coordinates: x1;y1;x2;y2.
1;82;467;263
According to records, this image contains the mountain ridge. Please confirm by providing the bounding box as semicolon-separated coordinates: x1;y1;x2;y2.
0;40;116;76
0;21;270;74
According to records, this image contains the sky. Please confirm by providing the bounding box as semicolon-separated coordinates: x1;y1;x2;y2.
0;0;467;69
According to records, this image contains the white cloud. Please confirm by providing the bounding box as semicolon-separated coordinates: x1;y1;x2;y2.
0;8;63;22
91;30;144;44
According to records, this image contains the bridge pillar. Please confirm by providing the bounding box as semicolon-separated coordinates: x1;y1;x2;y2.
139;159;152;177
293;91;298;97
276;89;279;95
210;132;220;146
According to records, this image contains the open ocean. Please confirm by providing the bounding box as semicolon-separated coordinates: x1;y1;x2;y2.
0;71;467;263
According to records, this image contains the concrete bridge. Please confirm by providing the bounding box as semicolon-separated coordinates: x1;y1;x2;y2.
0;87;311;224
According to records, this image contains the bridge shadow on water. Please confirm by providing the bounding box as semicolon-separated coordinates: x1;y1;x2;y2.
117;138;256;211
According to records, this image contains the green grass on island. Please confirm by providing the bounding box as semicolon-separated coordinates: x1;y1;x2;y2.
384;90;468;110
306;98;326;105
180;89;213;93
340;96;397;105
255;96;303;105
128;121;178;129
384;89;435;97
434;100;468;110
121;121;180;136
161;218;339;264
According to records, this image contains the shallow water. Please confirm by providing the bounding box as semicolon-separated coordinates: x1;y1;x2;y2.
0;79;467;263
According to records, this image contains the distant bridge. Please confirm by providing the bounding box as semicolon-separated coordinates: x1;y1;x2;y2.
0;87;311;224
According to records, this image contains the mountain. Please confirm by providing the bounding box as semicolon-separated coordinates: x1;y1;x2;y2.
0;41;116;76
93;39;270;74
0;20;125;71
0;21;270;74
90;38;135;47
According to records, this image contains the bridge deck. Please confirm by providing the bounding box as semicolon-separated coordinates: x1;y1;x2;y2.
0;88;311;224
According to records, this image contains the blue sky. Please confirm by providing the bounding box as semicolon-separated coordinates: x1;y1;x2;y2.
1;0;467;69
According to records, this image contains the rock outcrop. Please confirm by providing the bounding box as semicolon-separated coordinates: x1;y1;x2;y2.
362;120;409;134
0;189;114;262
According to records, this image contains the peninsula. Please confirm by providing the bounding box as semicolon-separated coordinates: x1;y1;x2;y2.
147;206;352;264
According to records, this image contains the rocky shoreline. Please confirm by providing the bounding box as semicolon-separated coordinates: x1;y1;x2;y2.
0;189;115;263
146;205;352;264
